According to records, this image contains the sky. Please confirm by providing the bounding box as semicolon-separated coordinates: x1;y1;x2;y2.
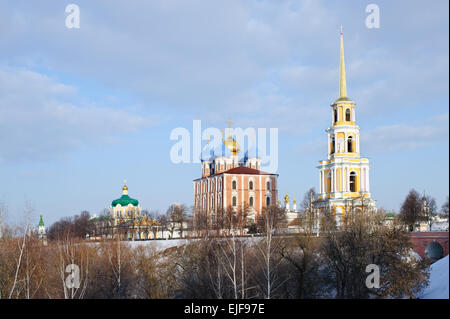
0;0;448;226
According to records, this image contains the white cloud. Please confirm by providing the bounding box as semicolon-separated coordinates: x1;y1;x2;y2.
0;67;151;162
0;0;447;139
361;115;449;153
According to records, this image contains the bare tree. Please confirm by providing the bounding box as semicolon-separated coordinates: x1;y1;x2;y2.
422;195;437;231
0;201;6;240
8;203;34;299
255;205;286;299
321;208;429;298
57;236;89;299
399;189;425;232
441;196;449;219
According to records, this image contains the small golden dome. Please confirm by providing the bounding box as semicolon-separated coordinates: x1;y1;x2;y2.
224;137;240;155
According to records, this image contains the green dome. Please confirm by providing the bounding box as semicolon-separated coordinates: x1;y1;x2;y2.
112;194;139;207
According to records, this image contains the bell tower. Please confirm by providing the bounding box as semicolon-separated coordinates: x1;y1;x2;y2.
315;27;376;225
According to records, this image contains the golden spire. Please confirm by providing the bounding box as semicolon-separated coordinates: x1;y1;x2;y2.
339;25;347;99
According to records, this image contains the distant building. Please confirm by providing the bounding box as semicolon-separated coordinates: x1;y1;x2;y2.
90;183;188;240
281;194;301;227
193;129;278;227
37;214;47;245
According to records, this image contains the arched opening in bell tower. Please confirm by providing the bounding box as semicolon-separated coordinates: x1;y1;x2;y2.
345;108;351;121
327;171;331;193
349;171;357;192
331;136;335;154
347;136;353;153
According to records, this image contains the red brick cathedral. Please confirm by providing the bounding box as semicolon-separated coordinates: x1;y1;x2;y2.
193;131;278;223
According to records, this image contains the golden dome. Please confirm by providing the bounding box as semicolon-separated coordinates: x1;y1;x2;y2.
223;137;240;155
122;179;129;195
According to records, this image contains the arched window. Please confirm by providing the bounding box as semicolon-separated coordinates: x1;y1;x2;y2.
266;181;271;190
232;196;237;207
349;171;357;192
232;180;237;190
334;108;338;123
266;196;271;206
331;136;335;154
347;136;353;153
249;196;254;207
345;108;351;121
249;181;254;190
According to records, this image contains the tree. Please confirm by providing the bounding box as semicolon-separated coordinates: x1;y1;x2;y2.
255;205;286;298
399;189;425;232
441;196;449;219
321;208;429;298
422;195;437;231
0;201;6;240
236;203;250;236
279;224;325;298
300;188;318;234
47;211;93;241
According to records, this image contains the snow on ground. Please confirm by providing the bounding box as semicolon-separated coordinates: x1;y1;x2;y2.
125;239;194;251
124;236;262;251
419;255;449;299
431;221;449;232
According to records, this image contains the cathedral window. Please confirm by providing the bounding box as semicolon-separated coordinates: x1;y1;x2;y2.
266;181;271;190
349;171;357;192
266;196;271;206
345;108;351;121
249;181;254;190
334;108;338;123
347;136;353;153
249;196;254;207
232;180;237;190
232;196;237;207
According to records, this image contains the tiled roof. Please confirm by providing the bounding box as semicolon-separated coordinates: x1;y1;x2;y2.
220;166;275;176
193;166;277;181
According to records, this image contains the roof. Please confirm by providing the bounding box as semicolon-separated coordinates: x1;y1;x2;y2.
38;215;44;227
112;194;139;207
194;166;277;180
222;166;275;176
91;215;111;222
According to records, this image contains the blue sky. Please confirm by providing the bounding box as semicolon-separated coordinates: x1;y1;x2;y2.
0;0;448;226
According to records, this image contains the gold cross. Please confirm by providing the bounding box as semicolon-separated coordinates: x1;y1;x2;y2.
226;118;233;137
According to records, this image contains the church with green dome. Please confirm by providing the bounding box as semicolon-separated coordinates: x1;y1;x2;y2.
110;181;142;225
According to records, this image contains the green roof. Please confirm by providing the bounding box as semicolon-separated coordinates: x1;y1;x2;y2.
91;215;111;222
39;215;45;227
112;194;139;207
